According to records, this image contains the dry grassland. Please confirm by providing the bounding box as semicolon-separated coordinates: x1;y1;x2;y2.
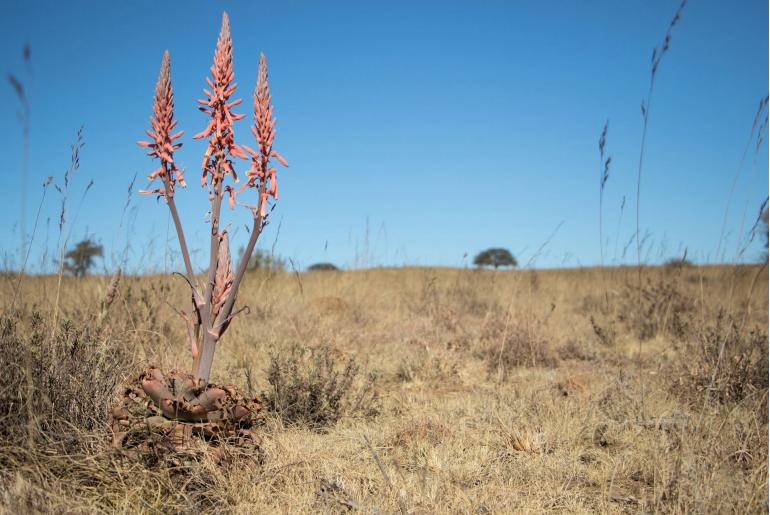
0;264;767;513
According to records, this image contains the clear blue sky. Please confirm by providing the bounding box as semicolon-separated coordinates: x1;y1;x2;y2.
1;0;767;273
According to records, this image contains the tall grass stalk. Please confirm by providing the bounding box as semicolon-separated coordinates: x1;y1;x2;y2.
50;127;86;340
732;111;769;262
11;178;52;310
634;0;686;419
598;120;610;267
715;97;769;261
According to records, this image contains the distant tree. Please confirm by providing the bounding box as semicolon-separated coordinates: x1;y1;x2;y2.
473;248;517;269
240;247;286;272
663;256;693;271
63;238;103;277
308;262;339;272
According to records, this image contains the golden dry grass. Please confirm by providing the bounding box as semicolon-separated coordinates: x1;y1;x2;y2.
0;264;767;513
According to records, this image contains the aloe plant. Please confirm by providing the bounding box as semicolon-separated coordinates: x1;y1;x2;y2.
137;12;286;384
112;12;287;446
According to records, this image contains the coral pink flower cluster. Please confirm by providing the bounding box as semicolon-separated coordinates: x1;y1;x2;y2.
194;13;248;194
136;51;185;197
240;53;289;217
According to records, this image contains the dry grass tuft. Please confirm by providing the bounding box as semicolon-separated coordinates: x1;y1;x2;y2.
0;310;134;443
673;311;768;405
479;312;558;378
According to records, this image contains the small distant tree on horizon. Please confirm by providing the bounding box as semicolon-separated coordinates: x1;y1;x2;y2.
663;255;693;271
308;262;339;272
240;247;286;272
473;248;517;269
63;238;103;277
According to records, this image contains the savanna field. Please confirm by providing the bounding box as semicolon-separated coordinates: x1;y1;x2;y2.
0;264;767;513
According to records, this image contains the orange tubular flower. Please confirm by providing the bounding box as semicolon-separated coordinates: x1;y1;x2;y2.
194;12;247;190
137;50;185;197
240;52;289;218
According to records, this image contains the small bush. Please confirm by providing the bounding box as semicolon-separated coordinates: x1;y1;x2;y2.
262;345;379;429
674;312;768;404
617;277;693;340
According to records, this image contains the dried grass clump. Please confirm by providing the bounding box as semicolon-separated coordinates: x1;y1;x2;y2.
0;311;133;444
597;380;637;423
262;345;380;429
394;344;462;383
673;312;768;404
309;295;350;318
617;276;693;340
504;429;546;454
388;417;453;448
557;338;600;363
479;314;558;378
